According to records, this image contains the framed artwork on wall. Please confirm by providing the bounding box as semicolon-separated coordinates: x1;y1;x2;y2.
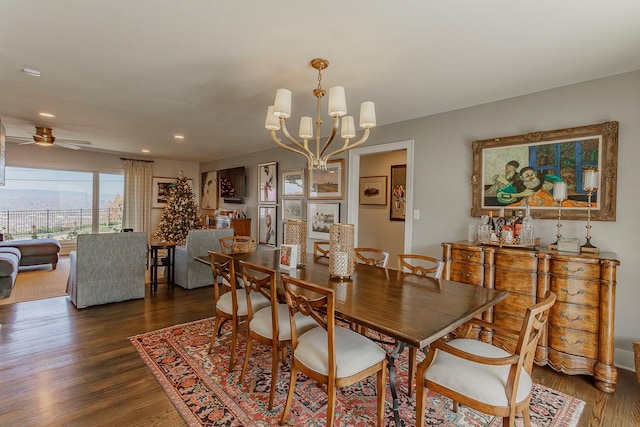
390;165;406;221
308;159;344;200
282;168;305;198
471;121;618;220
359;176;387;205
258;162;277;204
282;199;304;221
307;202;340;240
152;176;193;209
258;205;277;246
200;170;218;209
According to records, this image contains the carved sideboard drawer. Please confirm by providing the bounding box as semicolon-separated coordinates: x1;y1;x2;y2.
448;261;483;284
550;302;599;334
451;248;483;264
548;325;598;359
493;311;524;332
549;259;600;279
495;269;536;295
495;250;537;270
550;277;600;306
494;292;536;319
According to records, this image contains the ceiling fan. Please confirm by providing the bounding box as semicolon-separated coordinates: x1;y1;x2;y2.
6;126;92;150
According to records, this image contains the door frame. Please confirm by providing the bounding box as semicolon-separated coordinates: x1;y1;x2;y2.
347;139;414;254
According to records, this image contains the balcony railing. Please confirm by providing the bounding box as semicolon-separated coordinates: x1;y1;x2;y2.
0;208;123;241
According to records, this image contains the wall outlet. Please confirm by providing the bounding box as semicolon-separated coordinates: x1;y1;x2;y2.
413;209;420;220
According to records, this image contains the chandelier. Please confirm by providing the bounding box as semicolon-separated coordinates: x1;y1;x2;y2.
265;58;376;170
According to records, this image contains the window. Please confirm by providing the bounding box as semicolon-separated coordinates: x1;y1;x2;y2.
0;167;124;241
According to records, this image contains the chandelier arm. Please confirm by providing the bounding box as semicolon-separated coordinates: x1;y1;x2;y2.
270;131;313;165
321;128;371;164
319;116;340;157
280;119;311;153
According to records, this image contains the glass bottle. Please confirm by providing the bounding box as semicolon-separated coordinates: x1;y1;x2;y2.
521;204;534;246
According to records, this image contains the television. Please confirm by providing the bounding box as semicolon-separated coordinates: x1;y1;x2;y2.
218;166;246;203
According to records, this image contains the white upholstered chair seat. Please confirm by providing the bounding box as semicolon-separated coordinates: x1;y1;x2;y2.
424;338;532;407
250;303;318;341
216;291;270;317
295;325;387;378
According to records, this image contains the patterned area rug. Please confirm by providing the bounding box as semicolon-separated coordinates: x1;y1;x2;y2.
130;318;585;427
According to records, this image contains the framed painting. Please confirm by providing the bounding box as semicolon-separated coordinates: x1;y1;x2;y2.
390;165;406;221
282;168;305;198
307;202;340;239
282;199;304;221
152;176;193;209
258;205;277;246
359;176;387;205
471;121;618;220
200;170;218;210
308;159;344;200
258;162;277;204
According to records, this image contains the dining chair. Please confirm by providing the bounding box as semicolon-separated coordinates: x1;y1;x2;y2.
313;241;330;261
397;253;444;278
279;275;388;427
219;235;257;254
416;292;557;427
397;253;444;396
354;247;390;268
238;261;318;410
207;251;270;371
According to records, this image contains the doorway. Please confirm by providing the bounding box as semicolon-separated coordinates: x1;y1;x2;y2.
347;140;414;258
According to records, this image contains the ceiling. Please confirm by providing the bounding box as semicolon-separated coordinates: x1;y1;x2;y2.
1;1;639;163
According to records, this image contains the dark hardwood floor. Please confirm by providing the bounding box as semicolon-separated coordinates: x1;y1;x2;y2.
0;286;638;426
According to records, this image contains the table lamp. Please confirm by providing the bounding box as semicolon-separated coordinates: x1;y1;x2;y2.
552;181;567;246
581;169;599;253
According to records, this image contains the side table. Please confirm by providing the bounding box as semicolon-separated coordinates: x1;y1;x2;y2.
148;241;176;292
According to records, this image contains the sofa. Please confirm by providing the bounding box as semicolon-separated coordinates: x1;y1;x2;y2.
0;247;21;298
0;238;61;269
174;228;234;289
67;232;147;308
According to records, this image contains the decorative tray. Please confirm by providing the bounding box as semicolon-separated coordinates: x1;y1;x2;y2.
479;237;540;249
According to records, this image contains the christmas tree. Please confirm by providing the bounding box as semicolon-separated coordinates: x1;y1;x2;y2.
155;172;201;245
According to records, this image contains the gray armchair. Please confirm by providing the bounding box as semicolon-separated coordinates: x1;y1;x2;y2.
174;228;234;289
67;232;147;308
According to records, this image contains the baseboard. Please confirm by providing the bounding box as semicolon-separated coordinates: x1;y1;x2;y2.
614;347;636;372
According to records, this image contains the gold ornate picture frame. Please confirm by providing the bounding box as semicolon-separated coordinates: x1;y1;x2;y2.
471;121;618;221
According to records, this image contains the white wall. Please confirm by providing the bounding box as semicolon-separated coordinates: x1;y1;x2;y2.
204;70;640;370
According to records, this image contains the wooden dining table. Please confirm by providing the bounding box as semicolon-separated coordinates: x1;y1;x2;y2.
196;246;508;426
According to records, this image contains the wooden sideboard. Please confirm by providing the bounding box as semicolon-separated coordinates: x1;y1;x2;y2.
207;217;251;236
442;241;620;393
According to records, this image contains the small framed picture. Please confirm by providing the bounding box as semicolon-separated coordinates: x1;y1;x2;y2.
258;162;277;204
308;159;344;200
390;165;407;221
283;168;305;198
258;205;277;246
200;170;218;210
152;176;193;209
359;176;387;205
282;199;304;221
307;202;340;239
279;244;298;271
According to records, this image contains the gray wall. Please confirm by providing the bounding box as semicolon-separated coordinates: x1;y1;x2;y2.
203;70;640;370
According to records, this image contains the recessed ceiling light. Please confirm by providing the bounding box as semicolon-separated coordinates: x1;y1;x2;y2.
174;135;185;140
39;112;55;118
23;68;41;77
141;149;150;153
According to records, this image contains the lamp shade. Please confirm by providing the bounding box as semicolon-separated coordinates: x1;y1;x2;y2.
264;106;280;131
341;116;355;139
299;117;313;139
359;101;376;128
273;89;292;118
328;86;347;117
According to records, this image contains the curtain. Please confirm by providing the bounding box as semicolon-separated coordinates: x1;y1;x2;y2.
122;159;153;236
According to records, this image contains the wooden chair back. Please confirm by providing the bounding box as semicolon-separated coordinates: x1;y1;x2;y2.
397;253;443;278
208;250;237;311
239;260;278;326
313;241;330;261
355;247;390;268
